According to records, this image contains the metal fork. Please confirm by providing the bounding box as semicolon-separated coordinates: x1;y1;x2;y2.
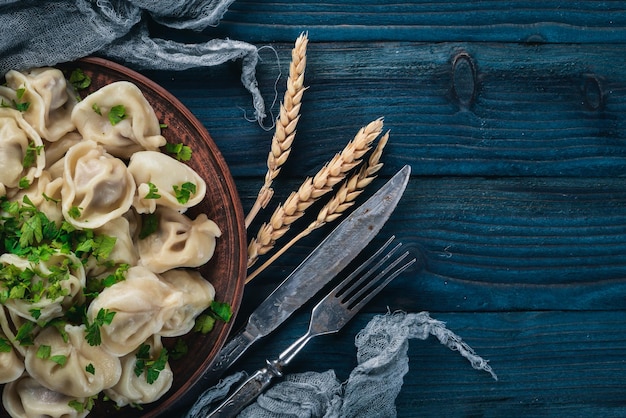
207;236;416;418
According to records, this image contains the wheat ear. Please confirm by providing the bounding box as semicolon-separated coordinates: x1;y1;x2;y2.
246;131;389;283
246;118;384;273
245;32;308;228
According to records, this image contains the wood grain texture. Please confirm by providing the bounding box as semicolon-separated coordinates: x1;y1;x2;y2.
145;42;626;178
211;1;626;43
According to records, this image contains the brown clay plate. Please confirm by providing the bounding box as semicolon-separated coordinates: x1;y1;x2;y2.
43;57;246;417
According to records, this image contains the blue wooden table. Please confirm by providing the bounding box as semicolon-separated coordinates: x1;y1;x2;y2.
146;2;626;416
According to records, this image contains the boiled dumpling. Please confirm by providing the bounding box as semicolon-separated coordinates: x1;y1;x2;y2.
0;252;85;323
71;81;166;158
0;108;45;193
104;335;173;407
5;67;77;142
138;207;221;273
128;150;206;214
85;216;139;278
86;266;183;356
0;328;24;384
3;374;90;418
158;269;215;337
12;171;64;224
61;139;135;229
25;324;122;398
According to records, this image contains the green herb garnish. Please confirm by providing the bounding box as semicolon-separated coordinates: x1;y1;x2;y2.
165;142;192;161
108;105;126;125
85;308;116;346
144;183;161;199
172;182;196;204
134;344;168;384
69;68;91;90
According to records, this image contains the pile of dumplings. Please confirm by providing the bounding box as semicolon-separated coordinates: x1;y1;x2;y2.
0;67;222;417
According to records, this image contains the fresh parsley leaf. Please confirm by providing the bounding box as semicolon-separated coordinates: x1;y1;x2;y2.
108;105;126;125
18;177;30;189
172;182;196;204
169;339;188;360
85;308;116;346
15;88;26;100
68;206;82;219
50;354;67;366
68;399;85;413
210;301;233;322
22;142;43;169
0;338;12;353
86;363;95;375
15;321;35;346
134;344;168;384
159;123;168;129
91;234;117;260
138;213;159;239
144;182;161;199
69;68;91;90
42;192;60;203
165;142;192;161
36;344;51;359
92;103;102;115
193;314;215;334
29;308;41;320
102;264;129;288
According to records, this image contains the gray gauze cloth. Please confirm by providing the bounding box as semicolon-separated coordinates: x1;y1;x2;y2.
187;312;497;418
0;0;266;123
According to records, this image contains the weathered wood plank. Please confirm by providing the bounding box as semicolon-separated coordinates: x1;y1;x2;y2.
237;176;626;312
208;1;626;43
230;311;626;418
145;41;626;179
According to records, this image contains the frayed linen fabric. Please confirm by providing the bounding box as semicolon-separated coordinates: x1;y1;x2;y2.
187;311;497;418
0;0;267;123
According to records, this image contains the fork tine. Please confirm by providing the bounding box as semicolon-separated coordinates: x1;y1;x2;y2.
338;239;404;301
334;235;397;298
347;251;415;311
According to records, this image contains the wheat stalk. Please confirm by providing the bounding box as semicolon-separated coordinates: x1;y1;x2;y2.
246;131;389;283
245;32;309;228
247;118;383;268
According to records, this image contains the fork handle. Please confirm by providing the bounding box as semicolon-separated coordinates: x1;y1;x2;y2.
206;360;283;418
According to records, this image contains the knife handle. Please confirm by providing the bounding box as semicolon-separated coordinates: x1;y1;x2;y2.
203;326;260;383
207;360;283;418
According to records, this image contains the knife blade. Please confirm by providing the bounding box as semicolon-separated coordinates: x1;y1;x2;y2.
202;164;410;384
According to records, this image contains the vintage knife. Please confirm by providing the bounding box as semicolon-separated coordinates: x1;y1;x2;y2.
202;164;411;385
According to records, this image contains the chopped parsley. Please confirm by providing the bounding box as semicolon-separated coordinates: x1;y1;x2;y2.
22;141;43;169
0;337;12;352
36;344;51;359
69;68;91;91
108;105;126;125
68;395;97;413
144;183;161;199
172;182;196;204
18;177;30;189
194;301;233;334
86;363;95;375
169;339;188;361
165;142;192;161
85;308;116;346
67;206;82;219
50;354;67;366
138;213;159;240
134;343;168;384
91;103;102;115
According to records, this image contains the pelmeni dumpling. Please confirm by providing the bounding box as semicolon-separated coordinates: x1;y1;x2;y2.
128;150;207;214
25;324;122;398
85;216;139;278
0;252;85;323
0;108;45;192
0;328;24;384
87;266;183;356
158;269;215;337
5;68;77;142
61;140;135;229
104;335;173;407
3;374;90;418
138;207;221;273
13;171;64;224
71;81;166;158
